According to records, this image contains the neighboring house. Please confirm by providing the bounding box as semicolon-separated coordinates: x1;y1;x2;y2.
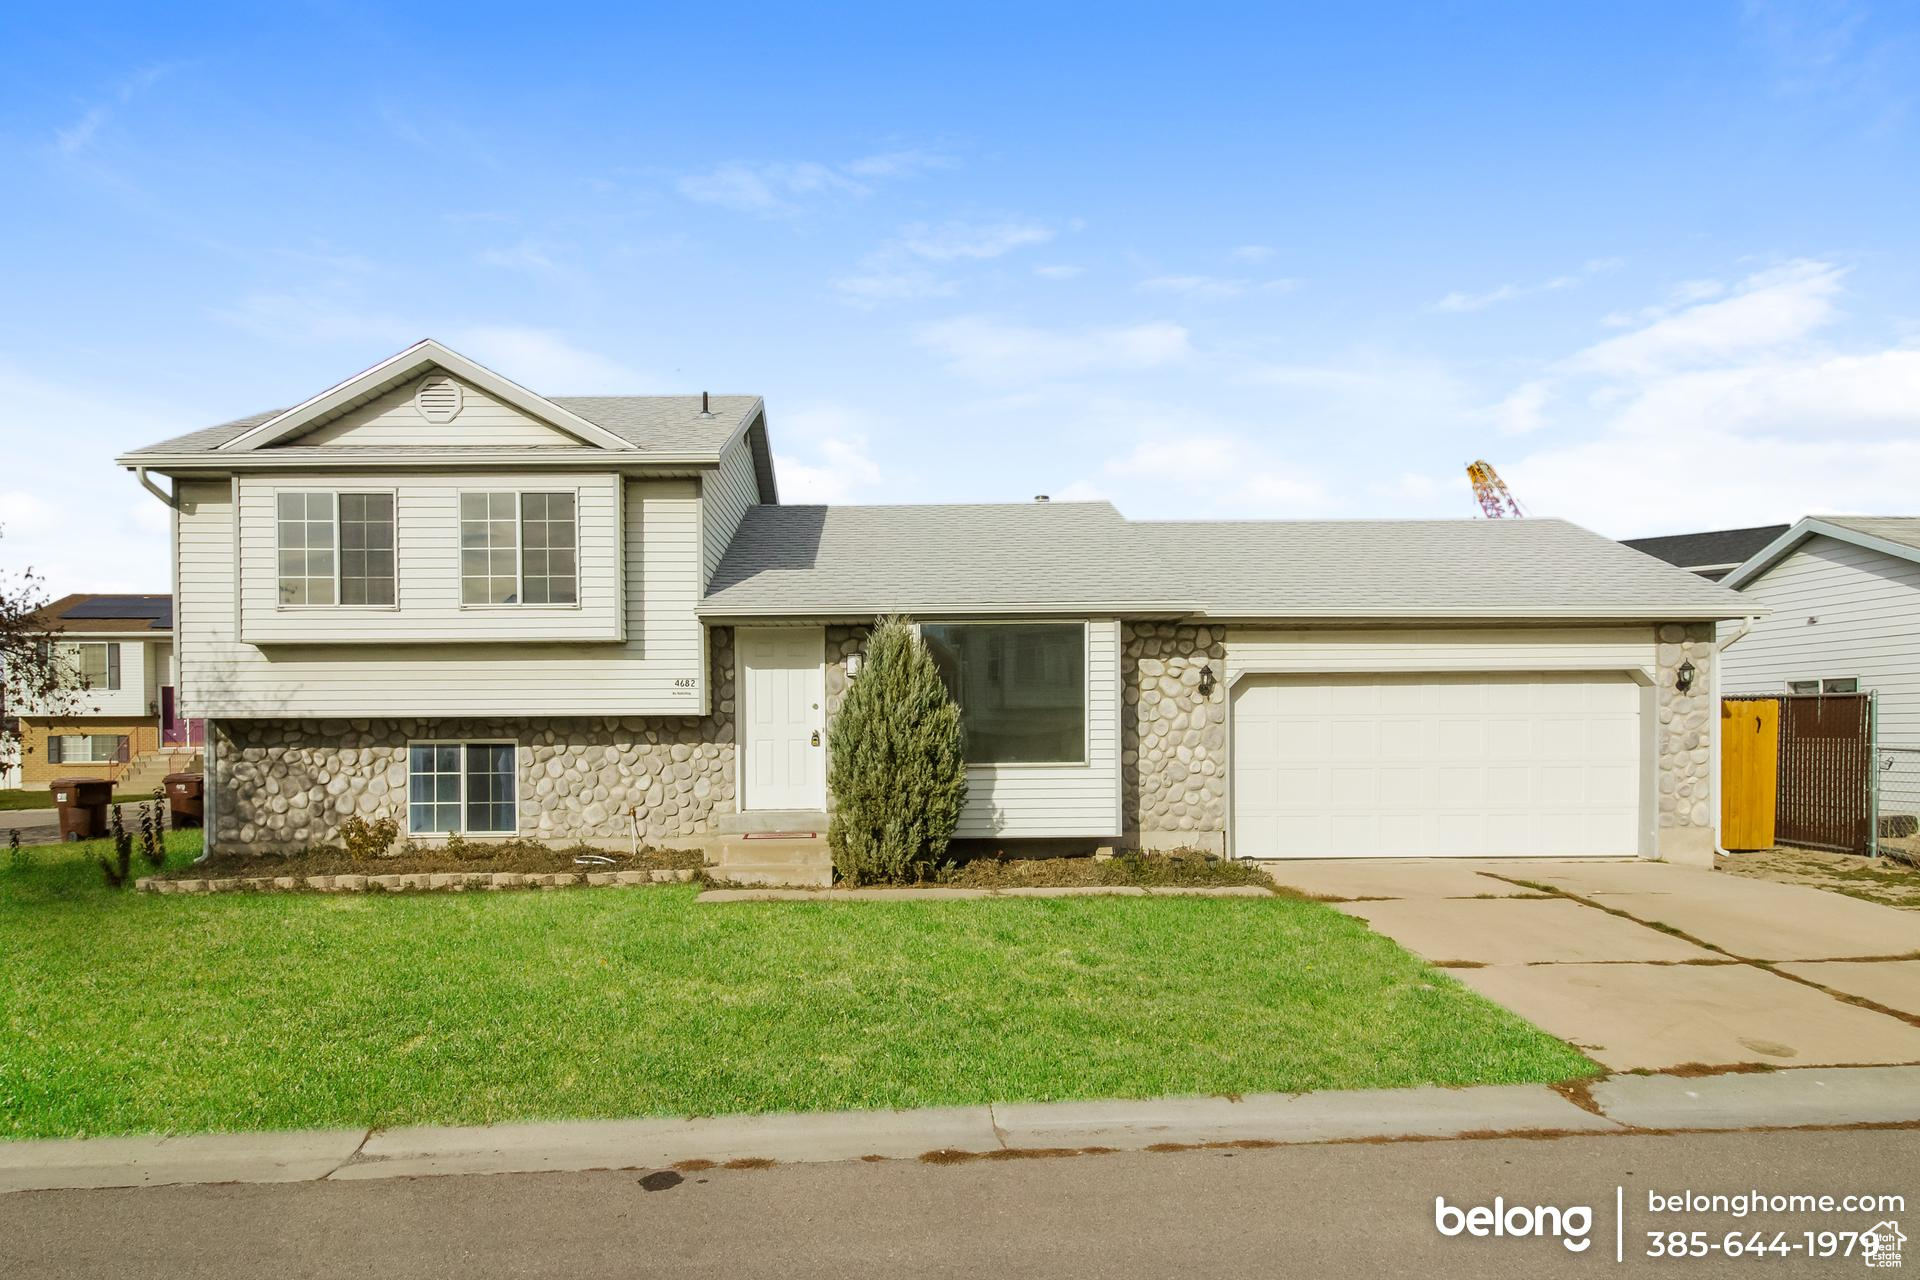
1621;525;1789;582
14;593;196;789
1716;517;1920;817
117;339;1747;869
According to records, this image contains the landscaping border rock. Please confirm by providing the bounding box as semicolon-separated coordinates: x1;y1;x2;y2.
136;869;697;895
696;884;1274;903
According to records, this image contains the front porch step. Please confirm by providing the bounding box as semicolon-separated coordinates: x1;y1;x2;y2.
710;834;832;888
715;809;829;836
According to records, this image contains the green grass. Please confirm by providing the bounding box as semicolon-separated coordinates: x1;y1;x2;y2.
0;787;157;812
1;832;1595;1140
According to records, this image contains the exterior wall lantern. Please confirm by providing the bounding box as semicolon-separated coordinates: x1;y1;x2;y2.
1675;659;1696;694
1197;663;1216;698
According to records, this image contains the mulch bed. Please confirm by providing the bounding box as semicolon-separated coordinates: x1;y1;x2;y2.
933;850;1276;890
154;839;703;880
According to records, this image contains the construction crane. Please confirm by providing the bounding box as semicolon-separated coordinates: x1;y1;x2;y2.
1466;460;1524;518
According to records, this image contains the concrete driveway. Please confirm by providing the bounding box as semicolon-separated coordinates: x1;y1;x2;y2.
1261;858;1920;1072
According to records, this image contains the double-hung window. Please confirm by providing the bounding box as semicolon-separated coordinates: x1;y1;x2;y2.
459;492;577;605
65;642;120;691
1786;677;1860;694
408;741;517;835
921;623;1087;765
277;491;395;606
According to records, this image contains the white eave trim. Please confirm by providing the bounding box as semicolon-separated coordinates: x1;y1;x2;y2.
214;339;640;454
1721;517;1920;590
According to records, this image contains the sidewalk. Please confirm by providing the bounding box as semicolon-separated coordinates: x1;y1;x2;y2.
5;1064;1917;1194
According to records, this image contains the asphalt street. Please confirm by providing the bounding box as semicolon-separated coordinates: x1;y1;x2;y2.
4;1128;1913;1279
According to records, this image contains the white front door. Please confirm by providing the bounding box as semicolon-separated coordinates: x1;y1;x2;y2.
739;627;826;811
1231;671;1643;858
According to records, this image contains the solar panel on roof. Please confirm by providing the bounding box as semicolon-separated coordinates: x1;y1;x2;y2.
60;598;173;629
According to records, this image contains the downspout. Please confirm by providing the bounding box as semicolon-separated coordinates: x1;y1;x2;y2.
1711;617;1759;860
133;467;177;509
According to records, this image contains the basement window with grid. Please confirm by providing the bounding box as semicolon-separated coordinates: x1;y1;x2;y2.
408;741;517;835
459;492;577;605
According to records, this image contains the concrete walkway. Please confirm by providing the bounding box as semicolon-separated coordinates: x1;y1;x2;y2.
3;1064;1917;1195
1262;857;1920;1072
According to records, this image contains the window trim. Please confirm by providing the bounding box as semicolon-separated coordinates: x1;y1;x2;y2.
272;487;401;611
917;619;1091;770
1784;676;1863;695
63;641;121;692
405;738;520;836
457;488;583;610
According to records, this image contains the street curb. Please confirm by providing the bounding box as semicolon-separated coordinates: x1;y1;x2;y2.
5;1066;1919;1194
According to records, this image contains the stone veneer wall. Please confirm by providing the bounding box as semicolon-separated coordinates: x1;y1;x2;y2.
212;630;737;851
1656;622;1715;863
1121;622;1228;852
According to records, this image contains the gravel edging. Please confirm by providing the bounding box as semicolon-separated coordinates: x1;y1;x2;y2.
136;869;698;895
697;884;1274;903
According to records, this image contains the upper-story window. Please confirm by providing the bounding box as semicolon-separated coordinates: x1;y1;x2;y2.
48;641;121;691
459;492;577;606
277;491;395;606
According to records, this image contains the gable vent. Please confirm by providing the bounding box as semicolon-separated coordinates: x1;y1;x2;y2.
414;376;464;424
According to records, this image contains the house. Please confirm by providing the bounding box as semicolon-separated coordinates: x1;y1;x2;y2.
14;593;199;790
1716;516;1920;826
117;340;1748;878
1620;525;1789;582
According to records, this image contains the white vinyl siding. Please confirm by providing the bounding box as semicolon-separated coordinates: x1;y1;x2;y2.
1723;534;1920;750
953;618;1121;838
700;434;760;586
237;474;617;643
294;374;595;449
19;639;153;718
176;477;705;718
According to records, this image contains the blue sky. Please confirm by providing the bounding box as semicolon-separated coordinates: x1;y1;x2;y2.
3;1;1918;591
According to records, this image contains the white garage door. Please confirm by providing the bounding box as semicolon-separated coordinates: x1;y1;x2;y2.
1231;672;1643;858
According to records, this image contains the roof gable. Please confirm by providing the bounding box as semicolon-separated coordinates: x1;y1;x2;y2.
289;372;596;451
217;339;637;453
1722;516;1920;589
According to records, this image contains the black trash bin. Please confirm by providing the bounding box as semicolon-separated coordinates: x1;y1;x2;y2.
163;773;204;830
50;777;113;842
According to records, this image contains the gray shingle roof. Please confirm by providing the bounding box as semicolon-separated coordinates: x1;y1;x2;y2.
1621;525;1790;577
1820;516;1920;553
701;502;1201;616
123;395;761;459
703;507;1751;620
1139;518;1748;619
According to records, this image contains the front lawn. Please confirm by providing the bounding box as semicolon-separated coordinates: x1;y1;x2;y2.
1;832;1594;1140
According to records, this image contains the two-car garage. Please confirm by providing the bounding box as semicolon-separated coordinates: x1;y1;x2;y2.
1229;666;1650;860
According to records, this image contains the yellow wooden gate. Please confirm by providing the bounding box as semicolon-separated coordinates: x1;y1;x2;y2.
1720;698;1779;850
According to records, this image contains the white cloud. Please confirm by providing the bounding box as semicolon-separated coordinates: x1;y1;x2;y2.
1231;245;1276;262
476;240;563;274
1137;274;1297;299
1055;415;1333;516
915;317;1192;383
1488;258;1920;534
831;269;957;305
52;62;180;156
1033;264;1083;280
771;405;886;503
445;326;654;393
896;220;1052;261
1434;257;1619;312
1571;260;1844;374
1492;380;1553;435
677;150;951;215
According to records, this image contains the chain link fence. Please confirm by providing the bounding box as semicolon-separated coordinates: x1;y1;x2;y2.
1875;744;1920;862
